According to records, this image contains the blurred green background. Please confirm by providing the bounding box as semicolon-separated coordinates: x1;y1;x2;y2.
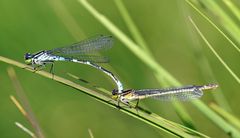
0;0;239;137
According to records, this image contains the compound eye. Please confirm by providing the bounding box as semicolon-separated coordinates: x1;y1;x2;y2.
112;89;118;95
24;53;32;60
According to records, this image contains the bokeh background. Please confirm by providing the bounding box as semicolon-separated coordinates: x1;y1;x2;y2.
0;0;239;137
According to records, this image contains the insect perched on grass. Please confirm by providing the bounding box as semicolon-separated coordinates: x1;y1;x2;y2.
24;35;123;93
112;84;218;107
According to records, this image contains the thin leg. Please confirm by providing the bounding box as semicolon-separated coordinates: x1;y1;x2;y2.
116;101;131;109
120;99;132;108
33;65;45;73
128;102;132;108
135;99;140;108
132;99;140;114
49;63;54;79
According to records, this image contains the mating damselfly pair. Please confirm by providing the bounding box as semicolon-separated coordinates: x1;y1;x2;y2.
24;35;218;107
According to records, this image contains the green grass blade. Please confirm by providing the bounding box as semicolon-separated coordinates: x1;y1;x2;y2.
189;17;240;84
15;122;37;138
192;100;240;137
78;0;240;136
0;56;209;137
88;129;94;138
185;0;240;53
210;103;240;130
222;0;240;22
179;1;232;112
114;0;151;55
48;0;86;39
193;0;240;45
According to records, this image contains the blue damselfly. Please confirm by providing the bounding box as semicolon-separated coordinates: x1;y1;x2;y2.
24;35;123;93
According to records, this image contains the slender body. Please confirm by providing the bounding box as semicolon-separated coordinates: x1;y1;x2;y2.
112;84;218;106
24;35;123;93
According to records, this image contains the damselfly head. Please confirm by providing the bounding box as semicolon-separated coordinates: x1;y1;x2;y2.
24;53;32;64
111;90;120;100
112;89;118;95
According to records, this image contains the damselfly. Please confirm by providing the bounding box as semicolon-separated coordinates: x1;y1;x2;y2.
112;84;218;107
24;35;123;93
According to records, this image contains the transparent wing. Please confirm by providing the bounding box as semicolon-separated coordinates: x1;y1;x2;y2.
152;89;203;101
134;85;204;101
48;35;113;55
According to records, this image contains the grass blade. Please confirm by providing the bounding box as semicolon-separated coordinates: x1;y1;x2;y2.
8;68;45;138
222;0;240;22
114;0;151;55
191;100;240;137
185;0;240;53
189;17;240;84
193;0;240;45
10;95;27;116
15;122;37;138
88;129;94;138
48;0;86;39
210;103;240;130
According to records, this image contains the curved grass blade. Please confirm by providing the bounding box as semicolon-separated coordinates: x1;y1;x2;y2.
114;0;152;56
210;103;240;130
189;17;240;84
222;0;240;22
185;0;240;53
191;0;240;46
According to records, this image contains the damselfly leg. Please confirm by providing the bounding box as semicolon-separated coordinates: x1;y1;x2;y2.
49;62;55;79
